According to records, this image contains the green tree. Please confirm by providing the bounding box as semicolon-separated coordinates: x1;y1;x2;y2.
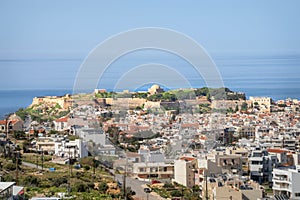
227;107;234;113
22;141;30;153
13;131;26;140
235;104;239;112
98;182;108;193
241;102;248;111
4;162;16;171
171;190;182;197
73;182;89;192
22;175;41;187
51;176;68;187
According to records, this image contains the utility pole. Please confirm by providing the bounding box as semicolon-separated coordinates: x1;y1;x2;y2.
5;114;12;158
93;156;96;176
36;147;38;171
205;173;208;200
15;151;19;185
123;157;128;200
69;147;71;177
68;147;71;196
123;171;126;200
41;149;44;172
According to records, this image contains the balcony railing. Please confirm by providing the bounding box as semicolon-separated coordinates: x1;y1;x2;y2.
272;184;291;191
273;177;289;182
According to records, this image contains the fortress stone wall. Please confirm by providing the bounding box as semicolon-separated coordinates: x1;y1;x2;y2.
31;94;72;109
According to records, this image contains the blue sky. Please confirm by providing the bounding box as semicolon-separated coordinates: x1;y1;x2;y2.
0;1;300;90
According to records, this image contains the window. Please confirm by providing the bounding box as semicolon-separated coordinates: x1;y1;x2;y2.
295;193;300;197
253;153;262;157
252;161;260;165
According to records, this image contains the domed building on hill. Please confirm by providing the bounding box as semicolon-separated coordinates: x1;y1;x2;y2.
148;84;164;95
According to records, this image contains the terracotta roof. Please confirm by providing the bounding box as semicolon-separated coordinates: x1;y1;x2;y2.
181;123;199;128
0;120;18;125
179;156;196;161
267;148;288;154
126;152;139;157
55;117;68;122
199;135;207;140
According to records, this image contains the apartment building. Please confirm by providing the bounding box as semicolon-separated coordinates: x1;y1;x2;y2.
215;154;243;175
249;148;277;184
54;139;88;159
132;162;174;180
249;96;272;112
272;168;300;199
173;156;198;188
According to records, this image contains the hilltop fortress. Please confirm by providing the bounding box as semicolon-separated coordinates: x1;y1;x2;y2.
29;85;250;112
30;94;73;109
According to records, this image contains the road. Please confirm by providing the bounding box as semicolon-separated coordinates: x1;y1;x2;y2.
114;174;165;200
22;161;49;171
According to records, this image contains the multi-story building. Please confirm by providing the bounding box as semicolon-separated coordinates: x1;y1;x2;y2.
272;168;300;199
249;148;277;184
132;162;174;180
36;138;56;153
215;154;243;175
53;117;69;132
54;139;88;159
237;126;255;140
0;115;24;133
249;96;272;112
173;156;198;188
220;127;237;145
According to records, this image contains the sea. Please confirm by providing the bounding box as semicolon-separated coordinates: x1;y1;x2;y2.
1;53;300;119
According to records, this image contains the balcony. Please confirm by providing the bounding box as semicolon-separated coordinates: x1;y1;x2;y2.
272;184;291;192
249;157;263;162
273;177;290;183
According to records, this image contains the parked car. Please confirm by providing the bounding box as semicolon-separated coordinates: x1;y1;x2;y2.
144;187;152;193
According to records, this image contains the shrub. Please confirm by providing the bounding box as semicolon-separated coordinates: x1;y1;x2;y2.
98;182;108;193
171;190;182;197
22;175;40;187
3;175;14;182
4;162;16;171
163;182;174;189
51;176;68;187
73;182;89;192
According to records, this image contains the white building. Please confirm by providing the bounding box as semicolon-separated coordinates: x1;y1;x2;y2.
55;139;88;159
132;162;174;181
272;168;300;199
53;117;69;132
173;156;198;188
249;96;272;112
